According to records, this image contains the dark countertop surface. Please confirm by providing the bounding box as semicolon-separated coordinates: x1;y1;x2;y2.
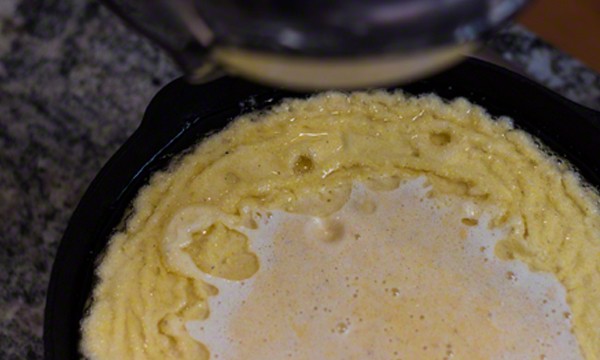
1;1;599;359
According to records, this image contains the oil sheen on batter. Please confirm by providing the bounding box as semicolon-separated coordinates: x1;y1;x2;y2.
81;92;600;360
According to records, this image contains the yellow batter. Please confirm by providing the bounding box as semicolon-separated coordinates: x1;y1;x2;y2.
81;91;600;359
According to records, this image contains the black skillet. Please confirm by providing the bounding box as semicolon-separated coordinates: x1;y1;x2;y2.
44;58;600;359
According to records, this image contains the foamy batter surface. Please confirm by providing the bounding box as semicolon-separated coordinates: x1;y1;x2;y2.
175;179;580;359
81;92;600;360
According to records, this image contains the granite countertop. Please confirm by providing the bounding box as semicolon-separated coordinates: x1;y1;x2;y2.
1;1;599;359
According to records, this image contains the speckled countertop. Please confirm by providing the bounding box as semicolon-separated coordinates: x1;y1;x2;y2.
1;1;599;359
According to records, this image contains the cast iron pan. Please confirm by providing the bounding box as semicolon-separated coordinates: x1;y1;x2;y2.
44;58;600;359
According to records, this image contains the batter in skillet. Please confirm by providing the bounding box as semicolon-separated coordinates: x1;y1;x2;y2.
82;92;600;360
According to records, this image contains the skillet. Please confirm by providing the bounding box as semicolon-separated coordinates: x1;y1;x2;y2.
44;57;600;359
